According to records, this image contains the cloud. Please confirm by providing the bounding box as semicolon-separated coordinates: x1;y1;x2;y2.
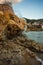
0;0;22;4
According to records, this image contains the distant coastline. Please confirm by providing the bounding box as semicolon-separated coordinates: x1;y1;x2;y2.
24;18;43;31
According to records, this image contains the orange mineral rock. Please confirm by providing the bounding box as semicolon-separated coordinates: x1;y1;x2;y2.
0;3;26;39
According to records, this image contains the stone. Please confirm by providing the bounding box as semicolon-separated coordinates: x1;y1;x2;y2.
0;3;43;65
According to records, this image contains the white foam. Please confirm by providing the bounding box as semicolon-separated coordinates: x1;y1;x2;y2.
35;56;43;65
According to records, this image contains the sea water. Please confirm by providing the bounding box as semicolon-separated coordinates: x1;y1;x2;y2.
23;31;43;44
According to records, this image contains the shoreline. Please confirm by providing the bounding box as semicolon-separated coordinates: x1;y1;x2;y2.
0;34;43;65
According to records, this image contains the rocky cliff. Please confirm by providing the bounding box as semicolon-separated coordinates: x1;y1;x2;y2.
0;3;43;65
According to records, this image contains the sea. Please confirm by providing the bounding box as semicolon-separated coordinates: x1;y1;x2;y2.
23;31;43;44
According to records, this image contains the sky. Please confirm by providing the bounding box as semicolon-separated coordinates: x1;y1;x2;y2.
12;0;43;19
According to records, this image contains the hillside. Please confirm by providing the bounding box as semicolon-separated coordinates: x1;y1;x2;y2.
24;18;43;31
25;18;43;23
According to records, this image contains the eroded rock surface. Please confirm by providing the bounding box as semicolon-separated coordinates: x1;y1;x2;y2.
0;4;43;65
0;31;43;65
0;36;41;65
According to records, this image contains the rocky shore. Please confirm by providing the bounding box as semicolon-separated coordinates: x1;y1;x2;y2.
0;4;43;65
0;33;43;65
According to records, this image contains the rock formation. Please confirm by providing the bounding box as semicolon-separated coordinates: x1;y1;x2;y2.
0;3;43;65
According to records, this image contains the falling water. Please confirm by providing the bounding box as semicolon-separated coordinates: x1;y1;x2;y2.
23;19;27;33
24;25;27;31
35;56;43;65
22;19;27;35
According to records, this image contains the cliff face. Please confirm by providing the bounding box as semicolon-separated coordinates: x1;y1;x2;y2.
0;3;26;40
0;4;14;14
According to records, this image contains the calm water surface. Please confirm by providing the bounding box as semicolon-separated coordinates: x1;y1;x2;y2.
23;31;43;44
